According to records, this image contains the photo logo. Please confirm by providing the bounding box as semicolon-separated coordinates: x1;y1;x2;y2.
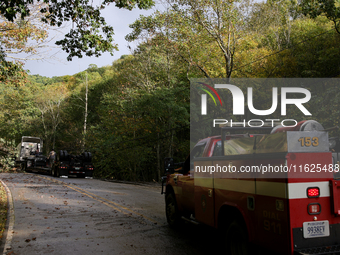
198;82;222;115
200;84;312;116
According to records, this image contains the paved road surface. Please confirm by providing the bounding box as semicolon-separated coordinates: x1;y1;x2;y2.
0;173;221;255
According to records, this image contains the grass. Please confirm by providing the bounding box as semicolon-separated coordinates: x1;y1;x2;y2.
0;180;7;240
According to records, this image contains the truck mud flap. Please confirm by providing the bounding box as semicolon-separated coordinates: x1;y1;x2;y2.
85;170;93;177
294;245;340;254
59;168;68;176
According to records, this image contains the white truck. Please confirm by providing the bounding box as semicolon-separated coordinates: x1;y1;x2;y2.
16;136;44;171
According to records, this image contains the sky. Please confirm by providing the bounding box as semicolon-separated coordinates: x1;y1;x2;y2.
23;3;158;78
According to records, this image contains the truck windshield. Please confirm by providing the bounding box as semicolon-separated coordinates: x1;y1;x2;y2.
188;144;206;171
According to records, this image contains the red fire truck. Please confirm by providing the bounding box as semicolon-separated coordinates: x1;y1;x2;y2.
162;120;340;255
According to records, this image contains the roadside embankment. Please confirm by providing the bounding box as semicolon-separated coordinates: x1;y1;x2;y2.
0;177;7;243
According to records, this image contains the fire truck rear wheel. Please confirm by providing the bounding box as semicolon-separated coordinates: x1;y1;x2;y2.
225;220;249;255
165;192;181;227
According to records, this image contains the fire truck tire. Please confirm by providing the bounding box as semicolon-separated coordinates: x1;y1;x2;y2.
225;220;249;255
165;192;181;228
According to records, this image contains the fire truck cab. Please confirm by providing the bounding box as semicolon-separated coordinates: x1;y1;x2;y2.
162;120;340;255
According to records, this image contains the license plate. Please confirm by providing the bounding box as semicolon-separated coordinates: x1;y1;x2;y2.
303;220;330;238
75;167;80;170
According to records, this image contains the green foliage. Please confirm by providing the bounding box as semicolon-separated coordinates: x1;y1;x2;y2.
0;143;16;171
1;0;340;181
88;85;189;181
127;0;245;78
0;0;155;61
0;49;27;85
300;0;340;34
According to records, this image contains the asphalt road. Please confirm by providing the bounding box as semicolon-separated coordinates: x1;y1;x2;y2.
0;173;221;255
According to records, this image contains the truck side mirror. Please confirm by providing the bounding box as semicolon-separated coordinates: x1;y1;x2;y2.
164;157;174;173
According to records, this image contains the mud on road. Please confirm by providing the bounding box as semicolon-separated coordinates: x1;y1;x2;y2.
0;173;221;255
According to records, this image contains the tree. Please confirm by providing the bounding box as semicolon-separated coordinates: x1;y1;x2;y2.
35;85;68;151
0;81;40;147
0;50;27;85
0;4;49;60
0;0;155;61
127;0;246;78
80;43;190;181
0;2;52;85
300;0;340;34
246;0;300;51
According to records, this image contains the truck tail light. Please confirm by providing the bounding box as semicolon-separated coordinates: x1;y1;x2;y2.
308;203;321;215
307;187;320;198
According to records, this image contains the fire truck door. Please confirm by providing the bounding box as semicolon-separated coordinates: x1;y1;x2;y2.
177;170;195;213
194;159;215;227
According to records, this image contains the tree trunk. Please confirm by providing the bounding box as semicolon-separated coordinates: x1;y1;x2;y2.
83;72;88;151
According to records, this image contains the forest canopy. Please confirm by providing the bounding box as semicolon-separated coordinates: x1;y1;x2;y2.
0;0;339;179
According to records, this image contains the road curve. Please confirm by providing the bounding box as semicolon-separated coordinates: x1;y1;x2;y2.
0;173;220;255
